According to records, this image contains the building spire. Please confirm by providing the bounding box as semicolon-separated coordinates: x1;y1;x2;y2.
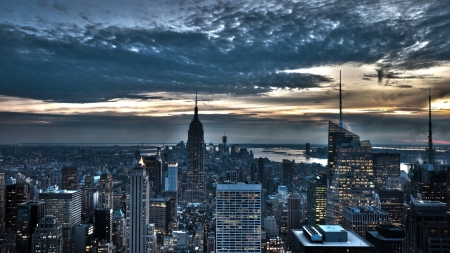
194;90;199;119
339;70;343;128
428;88;434;164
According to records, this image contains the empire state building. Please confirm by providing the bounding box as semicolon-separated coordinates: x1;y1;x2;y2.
186;93;205;203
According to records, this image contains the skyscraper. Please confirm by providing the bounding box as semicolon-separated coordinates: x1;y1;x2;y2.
95;208;113;243
39;187;82;253
61;167;78;190
0;173;5;235
326;122;375;225
16;200;45;253
282;159;295;192
165;162;178;192
372;153;400;191
31;215;63;253
186;93;205;203
287;193;301;248
99;169;114;209
126;167;151;253
306;174;327;226
112;210;126;253
5;177;30;231
216;182;261;253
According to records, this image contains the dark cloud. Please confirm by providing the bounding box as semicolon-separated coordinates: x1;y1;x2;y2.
0;0;449;103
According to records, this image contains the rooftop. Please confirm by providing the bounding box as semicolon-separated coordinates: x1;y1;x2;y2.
217;182;261;191
293;229;373;248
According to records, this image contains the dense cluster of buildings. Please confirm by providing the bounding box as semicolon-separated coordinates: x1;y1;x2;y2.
0;91;449;253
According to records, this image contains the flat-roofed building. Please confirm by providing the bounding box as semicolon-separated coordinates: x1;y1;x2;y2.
291;225;375;253
342;206;390;239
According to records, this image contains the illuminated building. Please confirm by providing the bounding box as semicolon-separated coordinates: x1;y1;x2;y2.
378;189;405;227
95;208;113;243
306;174;327;227
372;153;400;191
71;224;97;253
403;197;450;252
143;156;162;194
126;167;151;253
5;177;30;230
186;93;205;203
291;225;375;253
16;200;45;253
39;187;82;253
99;169;114;209
149;197;170;235
61;167;78;190
327;121;360;187
408;163;450;209
216;182;261;253
342;206;389;239
165;162;178;192
287;193;301;247
31;215;63;253
112;210;126;253
282;159;295;191
326;123;376;225
0;173;5;235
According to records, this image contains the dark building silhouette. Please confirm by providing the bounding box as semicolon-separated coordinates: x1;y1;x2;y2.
372;153;400;191
366;225;404;253
306;174;327;226
62;166;78;190
5;177;30;231
378;189;405;227
403;197;450;252
287;193;301;248
185;93;205;203
16;200;45;253
0;173;5;235
143;156;162;194
99;169;114;209
305;143;311;156
282;159;295;191
95;208;113;243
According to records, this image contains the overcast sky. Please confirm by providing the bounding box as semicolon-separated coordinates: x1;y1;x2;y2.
0;0;449;145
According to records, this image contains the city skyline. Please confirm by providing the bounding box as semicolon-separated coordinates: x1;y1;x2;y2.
1;0;450;144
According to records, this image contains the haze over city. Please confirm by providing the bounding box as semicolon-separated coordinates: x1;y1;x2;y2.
1;0;450;144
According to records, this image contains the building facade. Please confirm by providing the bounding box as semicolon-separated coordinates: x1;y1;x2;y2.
306;174;327;227
31;215;63;253
216;182;261;253
186;94;205;203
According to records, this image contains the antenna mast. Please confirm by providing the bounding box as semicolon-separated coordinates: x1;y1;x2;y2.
339;70;343;128
428;88;434;164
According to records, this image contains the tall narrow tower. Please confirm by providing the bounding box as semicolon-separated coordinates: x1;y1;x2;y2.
339;70;343;128
427;88;435;164
186;92;205;203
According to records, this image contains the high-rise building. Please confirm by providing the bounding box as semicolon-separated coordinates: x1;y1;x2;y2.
305;143;311;156
306;174;327;226
408;163;450;209
403;197;450;252
5;177;30;231
216;182;261;253
61;167;78;190
71;224;97;253
16;200;45;253
31;215;63;253
126;167;151;253
264;216;278;238
326;122;375;225
165;162;178;192
99;169;114;209
186;93;205;203
366;225;404;253
291;225;375;253
327;121;360;186
342;206;390;239
39;187;82;253
287;193;302;247
0;173;5;235
149;197;170;235
144;156;162;194
282;159;295;192
112;210;126;253
378;189;405;227
372;153;400;191
95;208;113;243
